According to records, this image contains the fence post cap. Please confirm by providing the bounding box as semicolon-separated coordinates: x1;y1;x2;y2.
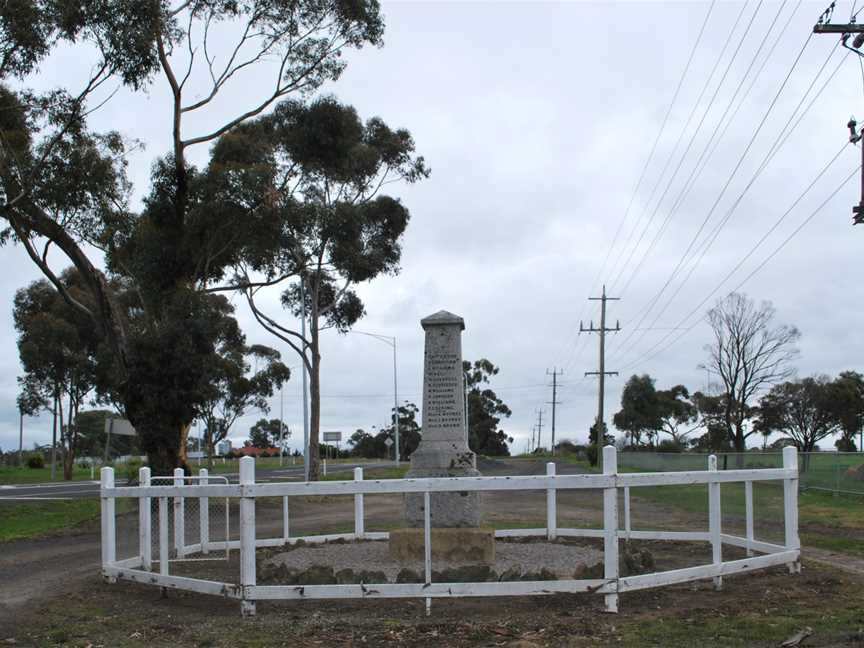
354;466;363;479
708;455;718;470
782;446;798;467
239;455;255;484
602;446;617;474
138;466;150;484
100;466;114;486
546;462;556;474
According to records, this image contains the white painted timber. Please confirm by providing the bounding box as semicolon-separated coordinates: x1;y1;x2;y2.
546;462;557;540
783;447;801;573
138;467;151;570
159;497;169;576
173;468;185;558
354;468;364;539
745;480;754;557
106;567;241;598
709;455;722;590
100;467;116;579
247;579;613;600
603;446;619;613
618;550;799;593
199;469;209;555
239;457;256;616
624;486;631;541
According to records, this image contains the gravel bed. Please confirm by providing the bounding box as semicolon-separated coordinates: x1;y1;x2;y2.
263;539;602;581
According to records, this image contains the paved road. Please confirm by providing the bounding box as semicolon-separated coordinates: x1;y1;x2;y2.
0;461;393;501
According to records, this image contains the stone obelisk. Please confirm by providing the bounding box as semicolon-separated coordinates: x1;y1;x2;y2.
404;310;481;527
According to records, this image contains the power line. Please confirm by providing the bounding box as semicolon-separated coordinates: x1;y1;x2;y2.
610;29;818;361
556;0;721;375
613;0;802;300
619;161;860;372
605;0;757;292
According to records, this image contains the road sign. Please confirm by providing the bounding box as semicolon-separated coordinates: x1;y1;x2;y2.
104;418;136;437
323;431;342;443
384;437;393;447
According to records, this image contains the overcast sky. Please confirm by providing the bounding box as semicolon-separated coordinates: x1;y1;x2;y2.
3;0;863;455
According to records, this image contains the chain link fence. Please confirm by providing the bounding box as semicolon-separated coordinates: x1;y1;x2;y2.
616;451;864;496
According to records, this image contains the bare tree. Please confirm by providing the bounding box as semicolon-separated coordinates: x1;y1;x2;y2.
702;293;800;455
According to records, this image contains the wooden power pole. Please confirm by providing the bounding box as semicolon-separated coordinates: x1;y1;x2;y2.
813;2;864;224
580;285;620;468
546;368;563;455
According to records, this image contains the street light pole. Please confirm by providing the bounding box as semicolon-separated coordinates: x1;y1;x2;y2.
351;331;399;466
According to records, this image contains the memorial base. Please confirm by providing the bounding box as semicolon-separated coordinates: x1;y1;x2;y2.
404;465;482;527
389;527;496;564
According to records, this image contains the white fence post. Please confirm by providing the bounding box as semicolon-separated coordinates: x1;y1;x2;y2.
239;456;257;616
624;486;631;541
744;480;754;557
708;455;722;590
354;467;364;539
159;497;169;577
546;462;557;540
139;467;151;570
100;467;116;582
173;467;185;558
282;496;290;544
199;468;210;555
603;446;619;613
783;446;801;573
423;490;432;617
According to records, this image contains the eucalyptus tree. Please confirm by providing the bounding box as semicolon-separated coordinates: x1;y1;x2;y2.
14;272;99;479
205;97;428;479
463;359;513;456
198;344;290;467
0;1;386;473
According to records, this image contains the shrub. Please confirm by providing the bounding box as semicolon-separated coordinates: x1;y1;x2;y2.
26;454;45;469
125;458;143;483
657;439;684;453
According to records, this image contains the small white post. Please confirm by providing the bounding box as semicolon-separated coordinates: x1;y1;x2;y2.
783;446;801;573
159;497;169;577
708;455;722;590
545;462;557;540
624;486;631;541
100;467;116;581
603;446;619;613
173;467;185;558
239;456;256;616
423;490;432;617
139;467;152;570
282;496;290;543
199;468;210;555
354;467;364;539
323;457;327;476
744;480;754;557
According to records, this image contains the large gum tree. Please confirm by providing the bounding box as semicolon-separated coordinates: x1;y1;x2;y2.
0;1;386;474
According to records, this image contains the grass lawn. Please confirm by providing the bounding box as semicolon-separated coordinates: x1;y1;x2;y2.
0;463;97;485
0;499;101;542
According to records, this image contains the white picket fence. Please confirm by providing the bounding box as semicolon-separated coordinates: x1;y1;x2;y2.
100;446;801;616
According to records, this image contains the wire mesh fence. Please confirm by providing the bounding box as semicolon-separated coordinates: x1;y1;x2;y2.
617;451;864;496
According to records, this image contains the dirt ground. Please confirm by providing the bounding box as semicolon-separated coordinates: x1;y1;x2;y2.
1;459;862;647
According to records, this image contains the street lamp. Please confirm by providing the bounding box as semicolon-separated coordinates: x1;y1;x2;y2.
351;331;400;465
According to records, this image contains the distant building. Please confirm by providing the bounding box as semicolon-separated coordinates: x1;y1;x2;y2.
216;440;232;456
237;446;280;457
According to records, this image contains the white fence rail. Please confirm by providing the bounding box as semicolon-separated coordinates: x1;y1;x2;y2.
100;446;801;616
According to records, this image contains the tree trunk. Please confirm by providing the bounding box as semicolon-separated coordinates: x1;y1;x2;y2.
50;392;58;480
178;421;191;469
63;389;74;481
308;323;321;480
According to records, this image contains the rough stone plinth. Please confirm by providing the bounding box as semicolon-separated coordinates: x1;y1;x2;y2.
404;310;482;527
389;527;495;564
